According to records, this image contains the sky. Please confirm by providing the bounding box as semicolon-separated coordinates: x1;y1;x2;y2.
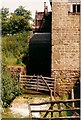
1;0;51;19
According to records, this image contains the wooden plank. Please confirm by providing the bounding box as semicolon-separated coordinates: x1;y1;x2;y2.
25;87;49;92
31;108;80;112
42;76;54;80
21;79;54;84
25;87;50;92
20;75;54;81
25;82;54;87
40;75;50;91
21;78;54;84
20;78;54;84
25;84;49;89
30;99;80;105
32;116;80;119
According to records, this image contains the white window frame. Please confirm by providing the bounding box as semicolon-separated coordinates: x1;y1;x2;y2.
69;3;80;13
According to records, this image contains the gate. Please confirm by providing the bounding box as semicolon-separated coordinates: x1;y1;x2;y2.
29;99;80;119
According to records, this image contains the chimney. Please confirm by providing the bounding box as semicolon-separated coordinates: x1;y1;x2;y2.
44;2;48;15
44;2;46;9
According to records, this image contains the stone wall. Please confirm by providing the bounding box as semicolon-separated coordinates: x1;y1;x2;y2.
8;65;26;75
52;1;80;95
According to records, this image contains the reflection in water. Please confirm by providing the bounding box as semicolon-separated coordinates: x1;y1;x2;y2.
2;93;50;118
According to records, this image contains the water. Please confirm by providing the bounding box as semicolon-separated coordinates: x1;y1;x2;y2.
2;93;50;118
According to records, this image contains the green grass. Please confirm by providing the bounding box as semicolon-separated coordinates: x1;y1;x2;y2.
6;56;17;65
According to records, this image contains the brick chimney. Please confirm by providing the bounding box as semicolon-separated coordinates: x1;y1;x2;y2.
44;2;46;8
44;2;48;15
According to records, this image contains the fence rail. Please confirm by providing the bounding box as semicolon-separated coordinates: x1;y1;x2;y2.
29;99;80;119
19;74;55;98
31;116;80;120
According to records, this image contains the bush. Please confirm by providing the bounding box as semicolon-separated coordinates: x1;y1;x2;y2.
1;31;30;107
2;31;30;65
1;63;23;108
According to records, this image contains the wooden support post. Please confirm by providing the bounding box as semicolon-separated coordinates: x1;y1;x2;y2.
50;89;53;117
43;103;54;118
54;76;57;97
71;88;75;108
58;103;61;117
28;104;32;118
50;89;52;101
37;75;39;91
51;102;53;118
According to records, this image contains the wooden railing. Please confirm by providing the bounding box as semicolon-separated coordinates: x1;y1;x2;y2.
19;74;54;98
29;99;80;119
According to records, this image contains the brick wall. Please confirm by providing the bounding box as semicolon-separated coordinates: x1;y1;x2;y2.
52;1;80;95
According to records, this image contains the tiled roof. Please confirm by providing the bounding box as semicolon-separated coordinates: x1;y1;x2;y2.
36;12;44;20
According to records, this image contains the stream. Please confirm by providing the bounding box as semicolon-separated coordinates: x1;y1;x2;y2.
2;93;50;118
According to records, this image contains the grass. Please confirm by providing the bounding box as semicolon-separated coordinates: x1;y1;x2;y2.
6;56;17;65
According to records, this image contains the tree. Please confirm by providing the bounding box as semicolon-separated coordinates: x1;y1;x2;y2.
14;6;32;20
1;8;10;35
1;6;33;35
8;14;31;34
1;7;9;21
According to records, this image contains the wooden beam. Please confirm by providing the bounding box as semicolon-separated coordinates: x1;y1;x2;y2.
30;99;80;105
71;88;75;108
32;116;80;119
31;108;80;112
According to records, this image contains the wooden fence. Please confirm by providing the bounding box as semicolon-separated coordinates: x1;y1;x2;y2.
29;99;80;119
19;74;55;98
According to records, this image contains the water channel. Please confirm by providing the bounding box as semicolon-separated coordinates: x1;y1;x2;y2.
2;93;50;118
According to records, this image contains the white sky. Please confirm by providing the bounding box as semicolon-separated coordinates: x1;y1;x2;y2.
1;0;51;19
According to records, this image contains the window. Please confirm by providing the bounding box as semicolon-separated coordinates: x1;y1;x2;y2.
77;4;80;12
73;4;80;13
73;5;76;13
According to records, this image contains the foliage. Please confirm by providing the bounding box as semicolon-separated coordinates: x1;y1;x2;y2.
1;6;32;108
1;63;23;108
2;31;30;65
1;7;9;20
1;8;10;35
2;31;30;108
1;6;33;35
14;6;32;20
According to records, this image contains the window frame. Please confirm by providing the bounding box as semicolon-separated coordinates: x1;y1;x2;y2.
69;2;80;14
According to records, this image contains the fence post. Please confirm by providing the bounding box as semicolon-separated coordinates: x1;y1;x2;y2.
50;89;53;101
50;89;53;117
57;103;61;117
28;104;32;118
71;88;75;108
54;75;56;96
37;75;39;91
